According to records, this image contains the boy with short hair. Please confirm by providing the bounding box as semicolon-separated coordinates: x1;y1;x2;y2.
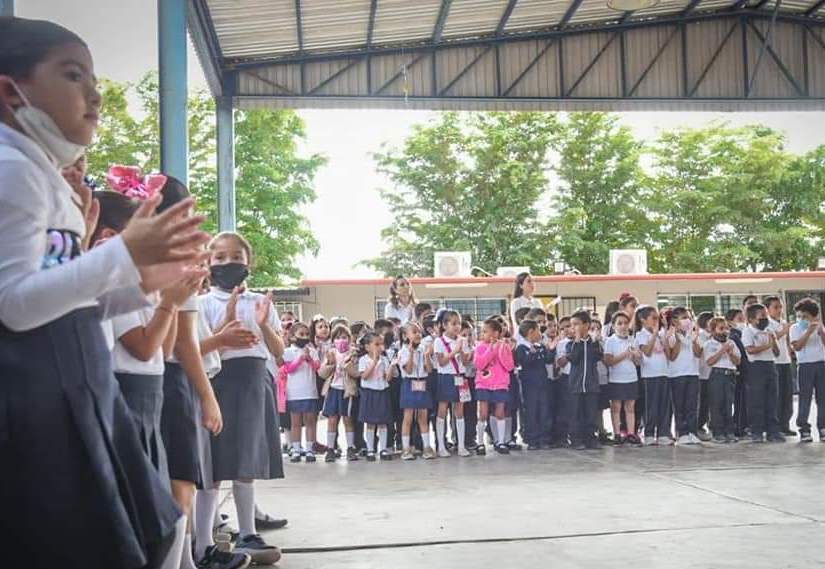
566;310;604;450
764;296;795;436
789;298;825;442
551;316;574;447
741;303;784;443
516;320;555;450
704;317;742;443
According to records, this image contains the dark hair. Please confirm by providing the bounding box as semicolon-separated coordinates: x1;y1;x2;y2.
611;311;630;326
289;322;310;345
373;318;393;332
330;324;351;341
388;275;417;308
483;317;503;335
91;190;138;244
793;297;820;318
619;294;638;309
667;306;690;327
400;322;422;346
414;302;433;320
697;311;715;331
558;316;571;325
634;305;657;333
357;331;380;357
0;17;86;79
745;303;767;321
387;317;401;326
762;295;782;309
519;320;539;339
571;310;591;325
422;315;437;333
437;309;461;334
349;320;370;339
603;301;620;328
512;272;531;299
742;295;759;308
514;306;531;324
157;175;190;214
329;317;349;331
209;231;255;267
309;316;328;345
526;307;546;320
725;309;743;322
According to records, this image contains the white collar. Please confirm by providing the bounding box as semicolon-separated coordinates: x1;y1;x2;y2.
210;286;254;300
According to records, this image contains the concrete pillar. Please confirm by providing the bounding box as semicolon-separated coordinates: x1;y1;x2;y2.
158;0;188;185
216;95;236;232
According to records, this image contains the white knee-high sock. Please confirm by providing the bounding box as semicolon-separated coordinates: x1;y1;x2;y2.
282;430;291;445
456;418;466;450
179;534;197;569
326;430;336;449
436;417;446;449
157;516;187;569
365;426;376;453
377;427;388;453
477;419;488;446
233;481;256;538
402;435;410;449
346;431;355;448
496;418;507;445
195;489;219;560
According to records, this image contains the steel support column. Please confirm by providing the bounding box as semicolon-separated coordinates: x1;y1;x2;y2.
216;93;235;232
0;0;14;16
158;0;189;186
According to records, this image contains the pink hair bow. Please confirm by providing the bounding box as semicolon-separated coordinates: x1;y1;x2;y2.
106;165;167;201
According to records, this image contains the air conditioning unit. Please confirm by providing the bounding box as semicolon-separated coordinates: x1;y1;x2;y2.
434;251;472;278
609;249;648;275
495;266;530;277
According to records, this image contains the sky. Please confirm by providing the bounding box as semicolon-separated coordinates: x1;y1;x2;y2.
20;1;825;280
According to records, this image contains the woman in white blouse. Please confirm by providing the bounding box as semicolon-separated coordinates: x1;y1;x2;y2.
509;272;543;326
383;275;418;325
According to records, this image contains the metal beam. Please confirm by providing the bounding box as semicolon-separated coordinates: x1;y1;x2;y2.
806;0;825;16
565;32;619;97
628;27;680;97
216;93;235;232
502;39;557;96
682;0;703;15
747;0;782;95
0;0;14;16
497;0;519;35
439;46;493;96
308;59;361;95
373;52;429;96
188;0;224;95
560;0;586;28
367;0;379;45
752;0;771;8
296;0;306;94
158;0;189;186
748;20;805;95
433;0;453;44
688;21;738;96
730;0;751;9
741;16;750;97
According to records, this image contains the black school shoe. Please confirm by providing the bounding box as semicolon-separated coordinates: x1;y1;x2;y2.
325;449;337;463
766;432;786;443
379;449;393;461
476;445;487;456
255;514;289;531
495;444;510;455
234;534;282;565
197;545;251;569
346;447;360;461
507;440;523;451
799;431;813;442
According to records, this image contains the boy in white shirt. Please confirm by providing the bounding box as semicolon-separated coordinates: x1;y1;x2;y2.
789;298;825;442
741;303;783;443
704;317;742;443
764;296;795;436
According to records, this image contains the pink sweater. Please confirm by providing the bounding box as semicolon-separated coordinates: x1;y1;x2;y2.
474;341;514;391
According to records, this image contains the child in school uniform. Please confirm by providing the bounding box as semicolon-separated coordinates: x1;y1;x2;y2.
704;317;742;443
397;322;436;460
284;322;321;462
0;18;215;568
319;325;361;462
665;307;703;445
358;331;397;461
566;310;605;450
604;312;641;446
591;320;612;443
635;306;673;445
695;311;715;441
433;310;472;458
201;232;284;565
516;320;555;450
789;298;825;442
764;296;795;436
741;303;784;443
474;318;515;454
454;318;479;451
551;316;574;447
727;308;750;437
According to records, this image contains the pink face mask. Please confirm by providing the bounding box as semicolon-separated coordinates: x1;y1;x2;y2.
334;339;350;354
679;319;693;333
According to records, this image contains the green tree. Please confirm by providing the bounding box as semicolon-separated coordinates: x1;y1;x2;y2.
549;113;654;274
365;112;559;277
86;72;324;286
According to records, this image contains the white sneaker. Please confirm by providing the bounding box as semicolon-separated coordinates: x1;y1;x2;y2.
437;447;451;458
677;434;691;445
457;447;471;457
658;436;675;446
687;433;702;445
643;436;657;446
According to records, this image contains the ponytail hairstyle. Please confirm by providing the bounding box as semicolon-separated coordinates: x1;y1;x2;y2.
483;317;503;337
437;309;461;335
357;331;380;358
401;321;422;347
512;272;531;299
388;275;417;308
157;175;190;214
90;190;139;244
633;305;657;334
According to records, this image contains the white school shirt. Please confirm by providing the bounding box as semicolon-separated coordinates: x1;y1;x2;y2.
703;338;741;370
0;123;149;332
604;335;637;384
358;354;390;390
635;328;669;379
697;330;712;380
165;295;221;378
434;335;466;375
667;332;700;378
200;287;282;361
282;345;319;400
555;337;572;375
398;345;428;378
421;335;437;369
383;301;415;325
789;322;825;364
102;319;116;352
768;318;791;365
462;341;476;378
510;296;543;326
111;306;165;375
741;325;776;363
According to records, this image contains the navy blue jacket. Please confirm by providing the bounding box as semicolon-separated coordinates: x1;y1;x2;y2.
515;343;555;383
566;337;604;394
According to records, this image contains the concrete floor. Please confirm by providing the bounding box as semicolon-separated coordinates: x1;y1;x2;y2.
232;438;825;569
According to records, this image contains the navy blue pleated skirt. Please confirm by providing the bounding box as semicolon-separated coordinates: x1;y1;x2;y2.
436;373;460;402
0;307;180;569
359;387;392;425
116;372;169;486
161;362;203;486
400;377;433;410
476;388;510;404
287;398;318;413
323;387;355;418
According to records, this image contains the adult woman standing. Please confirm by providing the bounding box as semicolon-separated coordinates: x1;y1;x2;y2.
510;272;543;327
384;276;418;325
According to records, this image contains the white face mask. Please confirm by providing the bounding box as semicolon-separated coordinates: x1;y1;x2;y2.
10;81;86;168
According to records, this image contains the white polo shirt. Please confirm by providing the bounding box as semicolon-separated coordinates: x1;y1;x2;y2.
768;318;791;365
359;354;390;390
604;335;637;383
704;338;741;370
667;333;700;377
741;325;776;363
434;335;466;375
555;337;572;375
697;329;711;380
789;322;825;364
282;345;319;400
635;328;668;379
111;306;165;375
201;288;282;361
398;345;428;378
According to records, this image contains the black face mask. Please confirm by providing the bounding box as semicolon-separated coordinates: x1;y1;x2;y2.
384;332;395;349
210;263;249;291
756;318;769;331
540;325;547;334
715;333;729;343
294;338;310;348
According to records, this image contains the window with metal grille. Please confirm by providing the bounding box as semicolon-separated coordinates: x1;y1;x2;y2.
375;298;506;324
559;297;596;317
274;302;302;321
785;290;825;320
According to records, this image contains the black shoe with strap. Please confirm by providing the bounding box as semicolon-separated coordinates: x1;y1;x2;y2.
255;513;289;531
197;545;251;569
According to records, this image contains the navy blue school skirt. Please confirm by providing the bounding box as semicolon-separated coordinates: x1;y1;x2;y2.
211;357;284;481
436;373;461;403
401;377;433;410
287;398;318;413
116;372;170;486
323;387;354;418
161;362;203;486
476;388;510;404
359;387;392;425
0;307;180;569
608;381;639;401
